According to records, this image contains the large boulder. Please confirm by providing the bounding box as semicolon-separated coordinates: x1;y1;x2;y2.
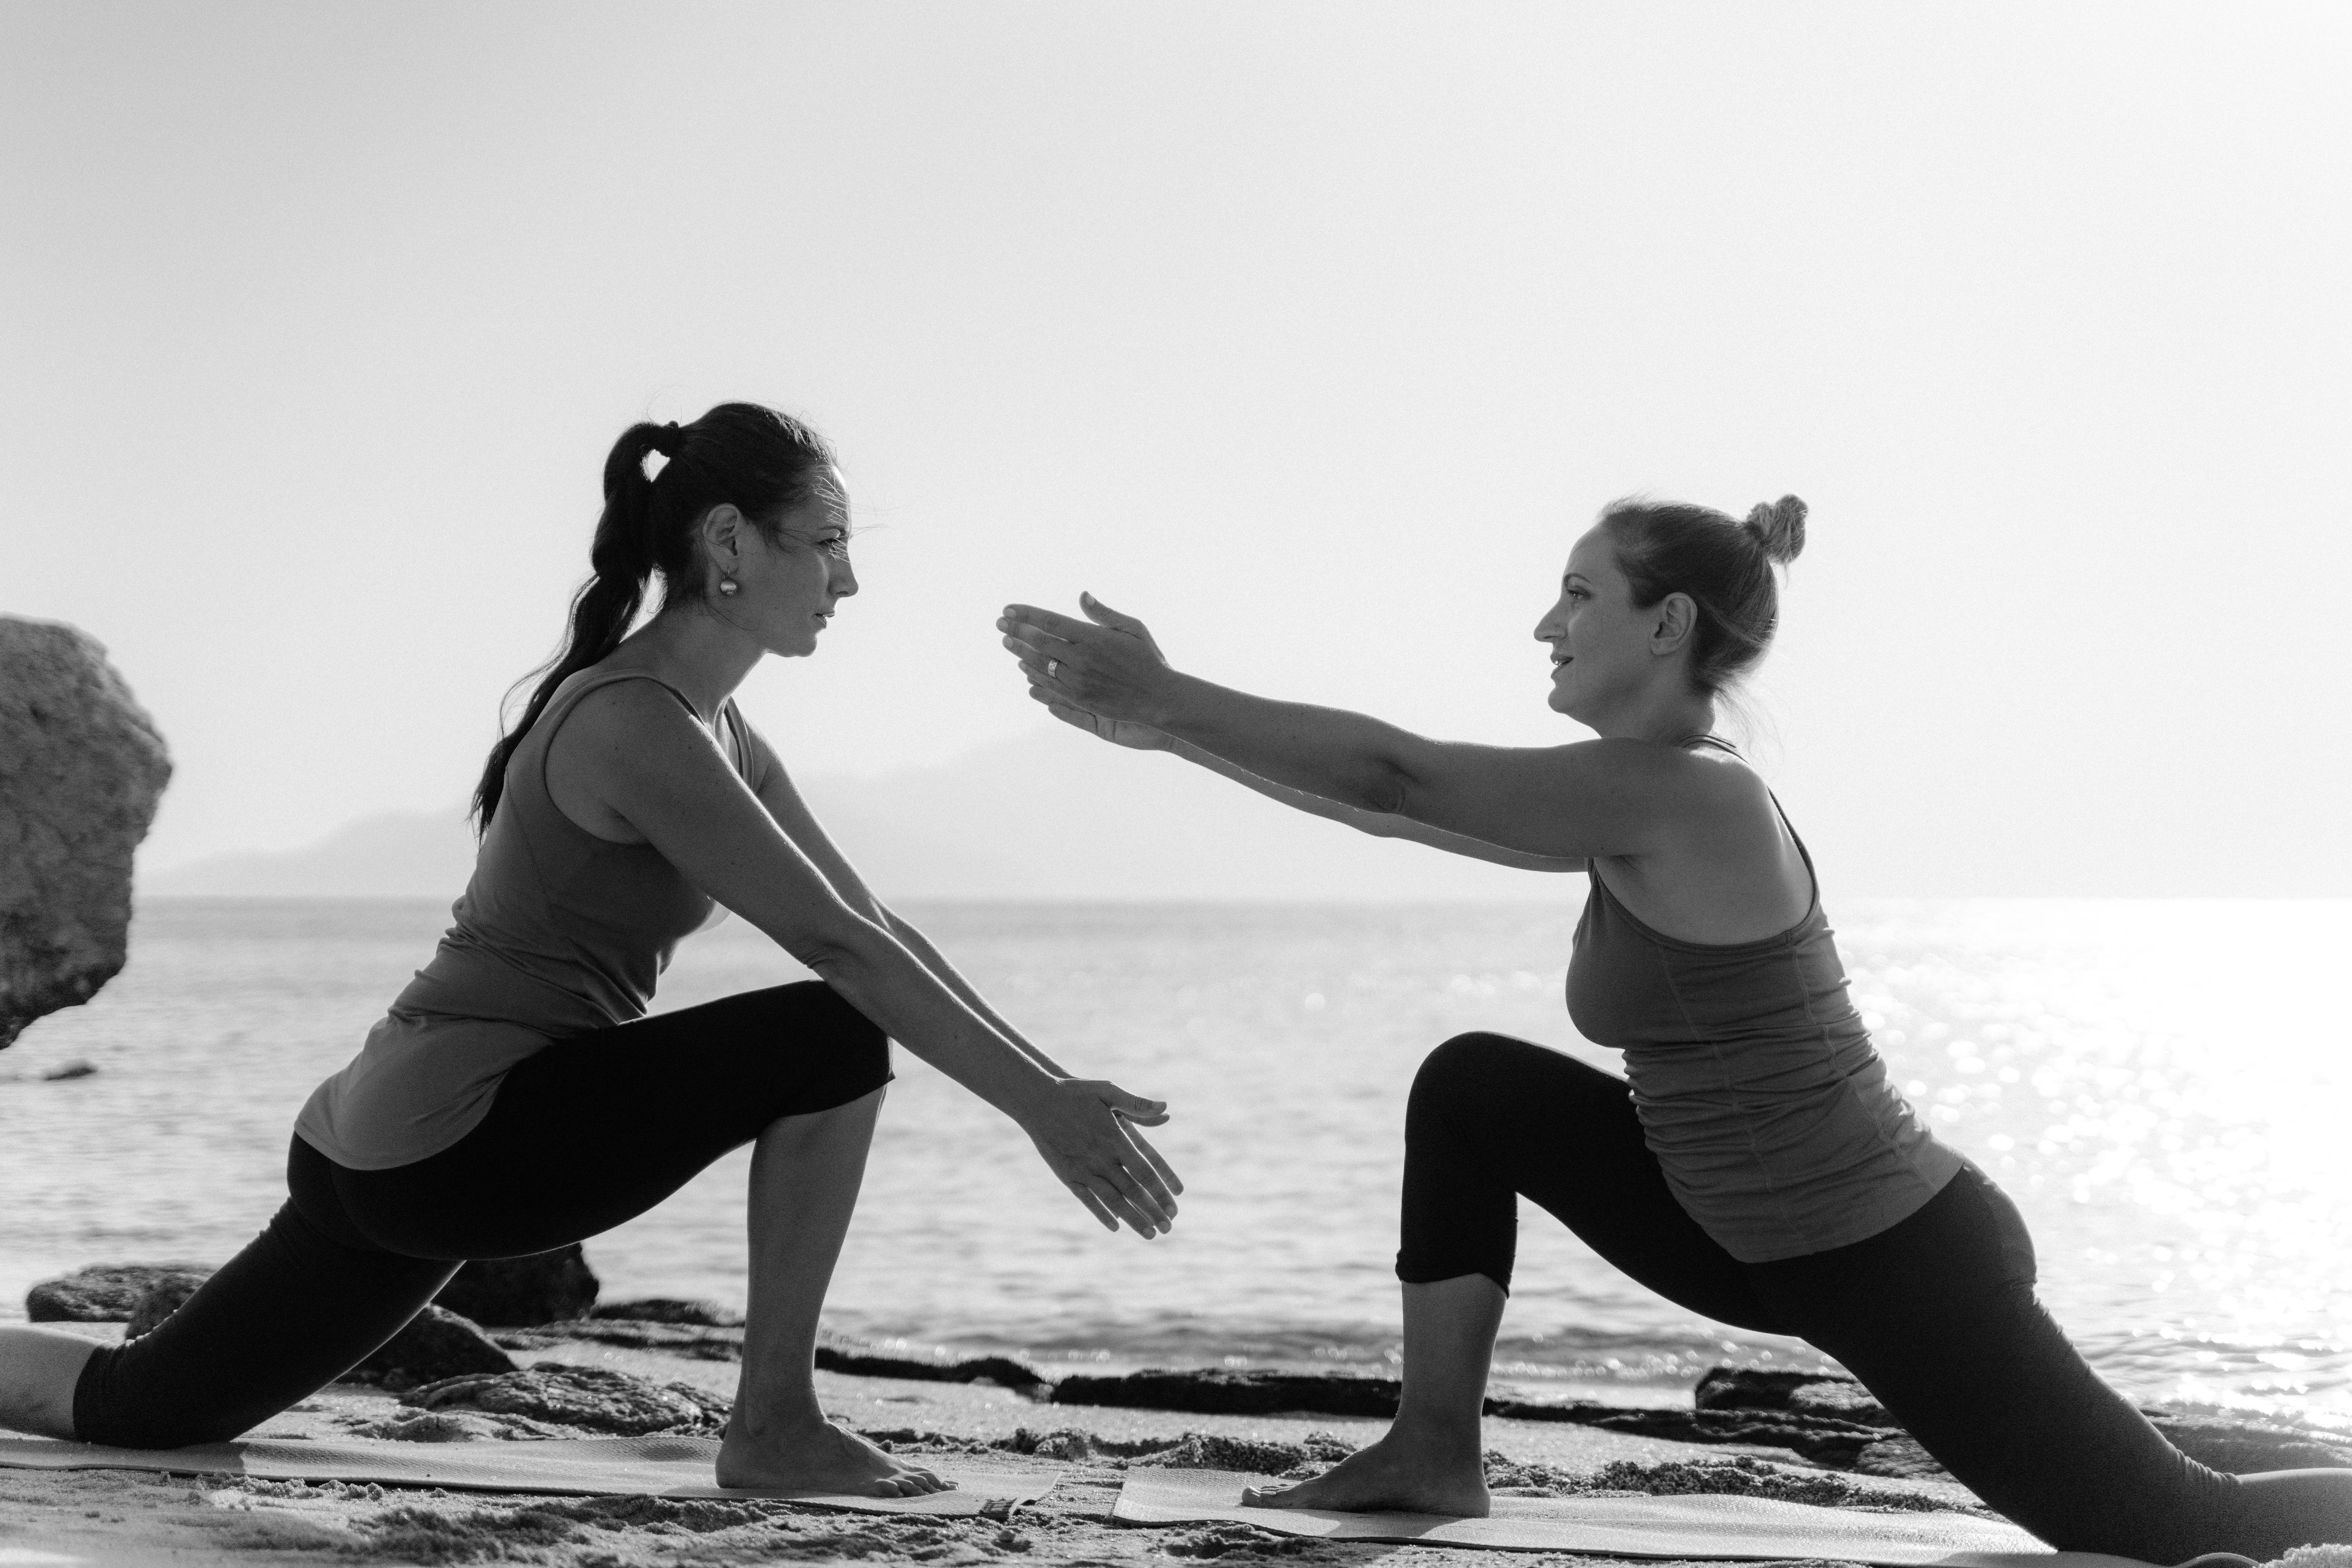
26;1262;213;1322
347;1305;516;1391
432;1245;599;1326
0;617;171;1049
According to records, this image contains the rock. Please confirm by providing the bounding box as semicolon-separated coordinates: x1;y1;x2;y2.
347;1306;516;1389
346;1409;569;1442
1134;1432;1323;1476
0;616;171;1050
125;1269;216;1336
819;1346;1045;1390
591;1298;743;1327
496;1319;744;1361
402;1363;730;1436
26;1262;214;1322
40;1060;97;1081
1852;1435;1952;1479
432;1245;599;1326
1052;1369;1401;1418
2145;1412;2352;1474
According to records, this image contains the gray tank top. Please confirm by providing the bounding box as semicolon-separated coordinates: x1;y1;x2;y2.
1565;742;1960;1262
295;670;759;1170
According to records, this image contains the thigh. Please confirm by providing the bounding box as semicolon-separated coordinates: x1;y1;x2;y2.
1752;1166;2237;1558
75;1143;454;1448
1423;1033;1783;1335
341;980;890;1259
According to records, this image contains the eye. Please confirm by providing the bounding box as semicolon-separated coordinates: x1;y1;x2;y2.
820;534;850;558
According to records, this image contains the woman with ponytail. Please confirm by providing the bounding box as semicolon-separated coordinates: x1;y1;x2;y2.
998;497;2352;1555
0;403;1181;1500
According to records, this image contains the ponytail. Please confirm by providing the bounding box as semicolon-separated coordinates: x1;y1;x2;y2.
470;405;836;832
470;424;668;831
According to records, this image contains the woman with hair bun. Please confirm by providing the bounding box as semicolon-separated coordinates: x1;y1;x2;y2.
1000;496;2352;1555
0;402;1181;1499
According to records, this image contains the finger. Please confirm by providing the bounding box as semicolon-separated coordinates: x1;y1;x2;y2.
999;631;1072;670
1078;591;1143;633
1069;1180;1121;1233
1084;1172;1165;1237
1047;704;1103;735
1093;1149;1177;1229
1104;1087;1169;1121
1123;1123;1186;1196
1002;605;1106;643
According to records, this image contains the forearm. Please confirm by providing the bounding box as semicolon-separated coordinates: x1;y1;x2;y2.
798;919;1057;1116
1153;673;1423;815
1168;738;1402;836
880;911;1076;1077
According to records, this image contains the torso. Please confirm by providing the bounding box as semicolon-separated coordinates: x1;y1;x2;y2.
1588;739;1812;945
1566;736;1963;1263
543;663;743;845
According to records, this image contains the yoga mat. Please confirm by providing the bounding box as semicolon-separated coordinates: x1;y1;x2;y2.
0;1435;1053;1516
1113;1468;2160;1567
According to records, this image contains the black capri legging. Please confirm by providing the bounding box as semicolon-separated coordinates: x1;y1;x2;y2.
1397;1031;2352;1560
74;981;890;1450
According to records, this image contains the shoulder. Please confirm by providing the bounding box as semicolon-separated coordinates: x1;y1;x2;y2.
563;672;699;734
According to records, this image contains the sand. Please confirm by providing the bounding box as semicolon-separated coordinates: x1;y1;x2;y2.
0;1332;1996;1568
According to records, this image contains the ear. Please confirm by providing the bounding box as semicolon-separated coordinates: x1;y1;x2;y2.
697;503;747;561
1648;592;1697;658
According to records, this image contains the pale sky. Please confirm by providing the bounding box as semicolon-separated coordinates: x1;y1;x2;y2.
5;2;2346;896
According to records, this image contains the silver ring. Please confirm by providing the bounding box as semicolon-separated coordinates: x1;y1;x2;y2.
1046;659;1060;679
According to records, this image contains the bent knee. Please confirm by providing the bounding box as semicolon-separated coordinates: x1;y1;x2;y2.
772;980;891;1102
1413;1032;1529;1093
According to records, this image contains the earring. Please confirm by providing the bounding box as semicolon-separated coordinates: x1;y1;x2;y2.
717;575;740;597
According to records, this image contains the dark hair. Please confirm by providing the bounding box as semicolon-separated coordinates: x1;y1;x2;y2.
1597;494;1807;694
471;402;838;831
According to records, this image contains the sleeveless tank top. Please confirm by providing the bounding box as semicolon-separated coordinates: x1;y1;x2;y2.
1564;740;1960;1263
294;670;760;1170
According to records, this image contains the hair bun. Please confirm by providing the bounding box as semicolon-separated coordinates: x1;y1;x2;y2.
1744;495;1807;565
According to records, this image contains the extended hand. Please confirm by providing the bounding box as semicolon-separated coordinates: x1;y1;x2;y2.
1016;1077;1184;1239
999;593;1178;731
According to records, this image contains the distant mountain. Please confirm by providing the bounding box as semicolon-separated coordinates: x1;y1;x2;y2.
140;729;1555;902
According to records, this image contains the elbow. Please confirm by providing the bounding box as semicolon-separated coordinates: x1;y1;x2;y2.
1358;759;1415;818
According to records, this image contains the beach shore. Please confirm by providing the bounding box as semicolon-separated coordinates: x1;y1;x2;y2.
0;1325;1985;1568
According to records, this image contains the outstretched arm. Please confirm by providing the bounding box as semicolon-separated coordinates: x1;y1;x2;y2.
1002;595;1682;863
559;681;1179;1236
741;725;1081;1075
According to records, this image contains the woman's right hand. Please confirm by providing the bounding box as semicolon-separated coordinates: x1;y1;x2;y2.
1014;1078;1184;1237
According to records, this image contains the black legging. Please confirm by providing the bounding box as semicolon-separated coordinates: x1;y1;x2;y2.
1396;1032;2352;1560
73;981;890;1450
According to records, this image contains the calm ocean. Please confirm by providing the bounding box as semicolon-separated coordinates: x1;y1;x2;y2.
4;896;2348;1423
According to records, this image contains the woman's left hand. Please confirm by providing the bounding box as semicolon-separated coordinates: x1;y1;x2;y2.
999;593;1179;728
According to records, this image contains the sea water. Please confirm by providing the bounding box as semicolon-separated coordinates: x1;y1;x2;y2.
4;897;2348;1421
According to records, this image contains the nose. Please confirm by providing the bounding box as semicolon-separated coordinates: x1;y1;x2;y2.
833;558;860;598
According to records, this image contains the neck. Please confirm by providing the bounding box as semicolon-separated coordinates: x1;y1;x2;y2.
609;602;763;723
1588;688;1717;747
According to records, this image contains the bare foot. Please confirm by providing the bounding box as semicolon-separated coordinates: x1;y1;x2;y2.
717;1416;955;1497
1241;1429;1489;1517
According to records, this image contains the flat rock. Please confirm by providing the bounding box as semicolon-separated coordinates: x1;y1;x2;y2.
26;1262;214;1322
125;1269;216;1336
433;1244;599;1326
592;1297;743;1326
0;616;171;1050
2146;1412;2352;1473
402;1362;730;1436
347;1305;515;1390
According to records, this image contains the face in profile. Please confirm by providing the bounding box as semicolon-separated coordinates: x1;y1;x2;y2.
727;471;858;659
1533;527;1650;722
